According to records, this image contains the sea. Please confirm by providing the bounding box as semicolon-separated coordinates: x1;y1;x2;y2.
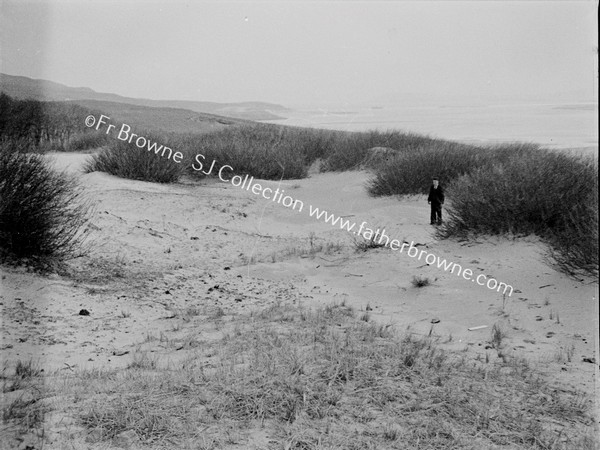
266;102;598;155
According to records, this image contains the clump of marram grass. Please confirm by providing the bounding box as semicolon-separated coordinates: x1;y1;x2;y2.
84;135;183;183
0;141;91;263
51;302;596;449
438;149;598;277
367;142;536;196
366;138;597;276
352;230;388;252
411;275;431;287
1;359;46;446
66;131;111;151
174;124;474;180
177;124;311;180
271;240;344;262
320;130;441;172
0;93;97;151
490;323;506;350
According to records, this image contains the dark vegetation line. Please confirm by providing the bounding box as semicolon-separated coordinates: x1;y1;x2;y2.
0;92;111;151
0;93;597;276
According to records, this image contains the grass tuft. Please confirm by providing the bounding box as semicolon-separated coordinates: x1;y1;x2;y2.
411;275;431;288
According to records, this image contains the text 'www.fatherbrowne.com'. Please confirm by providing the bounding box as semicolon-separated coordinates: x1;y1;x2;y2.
84;114;513;296
202;155;513;297
306;205;514;297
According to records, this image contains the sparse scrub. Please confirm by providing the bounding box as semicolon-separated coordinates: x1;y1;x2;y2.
48;302;595;449
554;344;576;364
84;135;183;183
411;275;431;287
0;94;99;151
2;360;42;393
2;396;45;431
127;351;158;370
353;231;388;252
14;360;42;381
0;141;91;263
490;323;506;350
1;360;46;440
66;130;111;151
263;235;344;263
320;130;439;172
566;344;576;363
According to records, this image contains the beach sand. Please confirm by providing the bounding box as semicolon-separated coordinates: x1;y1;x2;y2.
1;151;598;447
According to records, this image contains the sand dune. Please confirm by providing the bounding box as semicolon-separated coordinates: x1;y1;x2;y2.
1;152;597;403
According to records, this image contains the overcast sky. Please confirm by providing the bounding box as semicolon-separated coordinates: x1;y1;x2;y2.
1;1;597;107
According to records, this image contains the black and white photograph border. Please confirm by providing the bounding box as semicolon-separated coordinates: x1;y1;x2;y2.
0;1;598;449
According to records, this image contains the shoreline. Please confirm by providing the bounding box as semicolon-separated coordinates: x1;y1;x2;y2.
261;102;598;153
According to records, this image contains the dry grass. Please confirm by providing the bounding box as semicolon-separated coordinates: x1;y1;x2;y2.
352;232;388;252
490;323;506;350
7;302;595;449
1;359;46;447
411;275;431;288
241;234;345;265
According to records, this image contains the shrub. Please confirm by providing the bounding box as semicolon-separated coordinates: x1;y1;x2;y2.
0;141;90;262
177;126;450;180
438;149;598;276
294;127;337;165
0;94;91;151
411;275;431;287
66;131;111;151
84;134;183;183
178;124;309;180
173;125;494;180
367;142;538;196
321;130;439;172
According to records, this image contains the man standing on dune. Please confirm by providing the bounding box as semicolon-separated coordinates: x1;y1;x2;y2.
427;177;444;225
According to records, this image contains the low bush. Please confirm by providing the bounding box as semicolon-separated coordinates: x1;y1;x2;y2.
367;142;538;196
178;124;310;180
177;125;453;179
0;93;93;151
66;131;111;151
84;134;183;183
0;141;90;262
411;275;431;287
320;130;439;172
438;149;598;276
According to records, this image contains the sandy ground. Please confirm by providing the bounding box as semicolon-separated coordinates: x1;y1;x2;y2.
1;151;598;440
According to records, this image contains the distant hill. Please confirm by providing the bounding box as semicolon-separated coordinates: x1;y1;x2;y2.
61;99;249;134
0;73;288;121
